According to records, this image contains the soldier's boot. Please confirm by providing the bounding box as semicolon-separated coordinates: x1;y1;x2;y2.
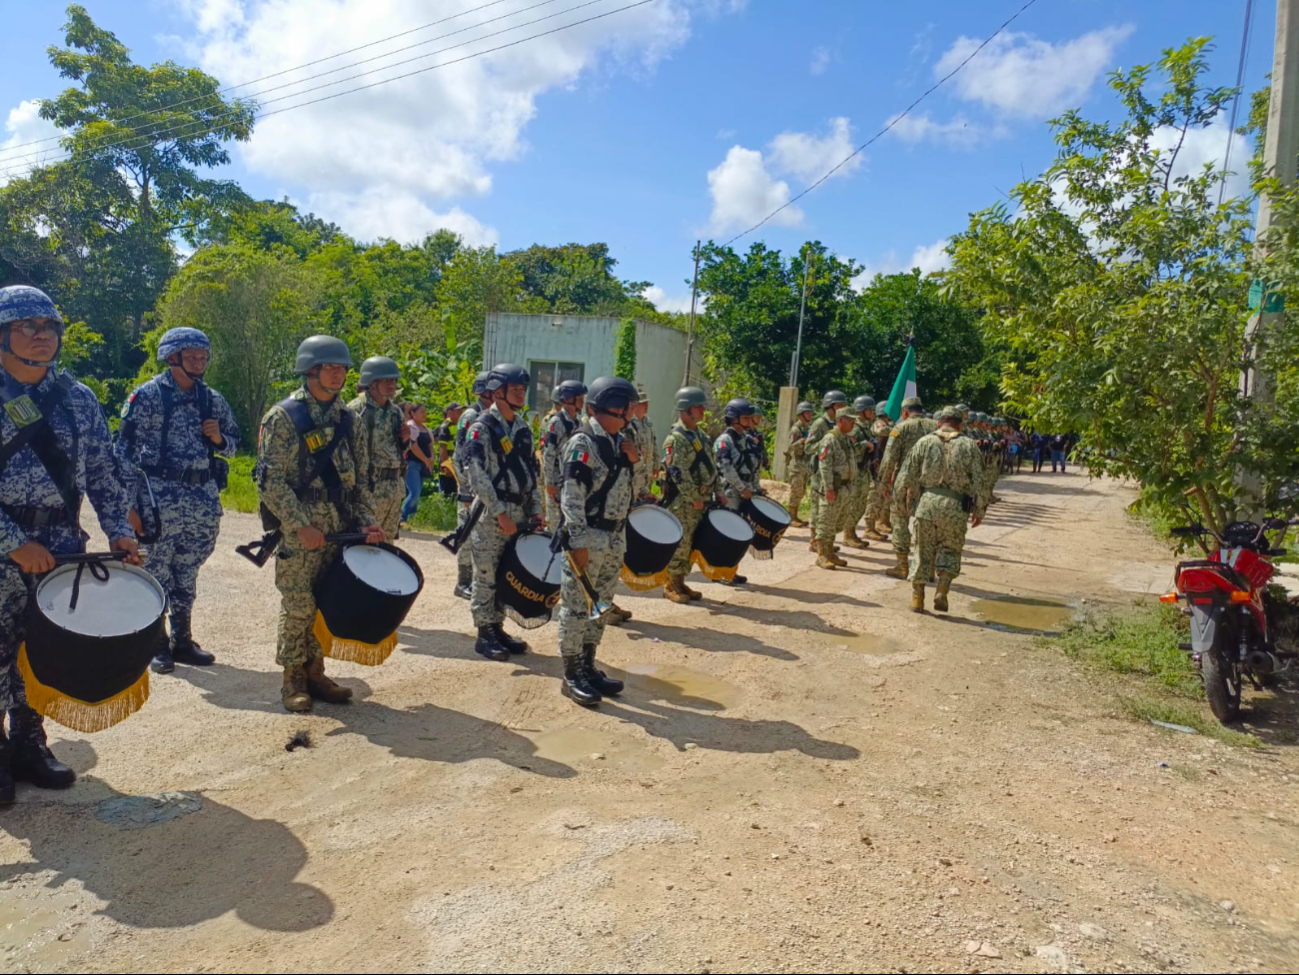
149;629;175;675
494;625;529;655
475;627;511;662
828;546;849;567
607;603;633;626
808;536;819;552
885;552;910;579
5;707;72;790
843;526;870;550
454;565;473;600
680;576;703;601
169;612;215;666
816;550;838;570
582;644;623;697
910;583;926;613
878;518;892;532
789;517;808;528
0;729;14;806
561;655;602;708
665;576;693;604
305;656;353;703
863;525;889;542
933;572;954;613
281;666;313;713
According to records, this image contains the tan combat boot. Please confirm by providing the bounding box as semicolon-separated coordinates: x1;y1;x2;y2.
933;572;954;613
281;665;312;713
665;576;693;604
824;543;848;567
884;552;910;579
910;583;926;613
305;656;353;703
843;526;870;550
816;550;838;569
863;527;888;542
680;577;703;601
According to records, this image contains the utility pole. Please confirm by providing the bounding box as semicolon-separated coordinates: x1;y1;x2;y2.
683;241;701;385
1239;0;1299;514
789;250;814;388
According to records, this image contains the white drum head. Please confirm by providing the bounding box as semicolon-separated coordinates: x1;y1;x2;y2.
629;506;684;545
710;508;756;542
751;495;792;526
342;545;420;596
515;533;563;585
35;563;165;637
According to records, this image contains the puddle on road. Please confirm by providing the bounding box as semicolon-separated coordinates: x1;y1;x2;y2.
529;726;664;772
831;633;904;655
622;664;739;710
971;595;1074;633
0;896;90;966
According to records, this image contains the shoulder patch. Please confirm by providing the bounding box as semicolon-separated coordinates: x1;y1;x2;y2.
569;448;590;465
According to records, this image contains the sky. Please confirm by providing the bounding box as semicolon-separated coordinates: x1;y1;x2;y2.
0;0;1276;312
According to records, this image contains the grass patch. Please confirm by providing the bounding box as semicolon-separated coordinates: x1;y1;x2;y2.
407;490;459;532
220;455;259;514
1117;694;1261;748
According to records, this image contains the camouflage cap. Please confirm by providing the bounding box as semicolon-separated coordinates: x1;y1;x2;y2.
936;406;964;422
901;395;923;410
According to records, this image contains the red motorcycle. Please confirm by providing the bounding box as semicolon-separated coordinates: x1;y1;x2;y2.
1162;518;1298;722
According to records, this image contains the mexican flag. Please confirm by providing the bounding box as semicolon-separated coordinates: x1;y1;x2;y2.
883;338;917;421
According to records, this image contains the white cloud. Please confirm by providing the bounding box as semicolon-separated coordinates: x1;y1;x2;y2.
0;100;62;187
1150;115;1253;202
308;188;498;246
810;45;831;76
936;25;1134;118
707;145;801;234
854;238;950;287
886;111;1003;149
768;116;860;183
641;284;698;314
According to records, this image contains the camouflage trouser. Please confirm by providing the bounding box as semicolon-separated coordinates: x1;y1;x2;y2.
456;500;474;586
817;486;844;549
891;493;914;556
787;463;810;518
909;497;969;581
470;503;530;628
808;469;823;536
274;504;344;668
841;473;871;533
370;474;405;539
863;477;887;530
0;525;85;712
557;529;626;658
144;482;220;624
667;500;704;577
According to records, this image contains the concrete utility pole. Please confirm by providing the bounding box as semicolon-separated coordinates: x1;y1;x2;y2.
1239;0;1299;514
789;251;813;389
683;241;701;386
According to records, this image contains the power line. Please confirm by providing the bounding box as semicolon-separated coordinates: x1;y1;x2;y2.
722;0;1042;247
1220;0;1258;206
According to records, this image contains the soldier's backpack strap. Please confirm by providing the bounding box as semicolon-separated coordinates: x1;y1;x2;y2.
686;428;714;478
0;371;80;511
481;411;537;502
582;433;631;529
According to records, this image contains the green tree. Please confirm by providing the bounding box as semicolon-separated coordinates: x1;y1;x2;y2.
507;242;656;316
614;317;637;380
434;245;531;343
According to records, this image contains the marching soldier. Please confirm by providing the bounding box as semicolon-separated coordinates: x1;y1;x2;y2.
348;356;408;540
661;387;717;604
814;410;858;569
806;391;846;556
877;395;937;579
748;405;770;476
116;327;240;674
462;363;544;663
255;335;385;713
895;406;987;612
715;398;761;586
862;407;894;540
0;285;140;801
628;385;659;500
784;401;815;527
556;377;640;707
450;371;492;599
840;395;877;550
542;380;586;527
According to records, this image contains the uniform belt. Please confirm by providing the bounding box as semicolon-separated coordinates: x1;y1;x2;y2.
371;467;403;481
498;491;525;504
141;465;212;485
924;486;965;501
296;486;358;505
2;502;81;528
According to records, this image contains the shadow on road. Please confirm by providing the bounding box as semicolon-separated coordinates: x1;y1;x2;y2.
617;618;800;661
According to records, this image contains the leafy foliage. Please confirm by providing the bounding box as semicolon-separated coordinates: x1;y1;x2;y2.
614;317;637;380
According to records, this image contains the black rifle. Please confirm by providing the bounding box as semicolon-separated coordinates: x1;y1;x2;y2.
437;499;484;555
236;531;371;568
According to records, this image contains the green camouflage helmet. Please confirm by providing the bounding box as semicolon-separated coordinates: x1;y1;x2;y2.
295;335;353;375
675;386;707;410
358;355;400;387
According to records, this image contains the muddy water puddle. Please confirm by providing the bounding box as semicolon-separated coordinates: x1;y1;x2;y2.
623;664;740;710
0;895;91;966
971;595;1074;633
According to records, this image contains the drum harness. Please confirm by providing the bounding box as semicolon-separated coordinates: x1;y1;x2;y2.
0;370;82;531
661;425;714;507
718;427;761;497
440;410;536;555
119;378;228;489
359;397;404;490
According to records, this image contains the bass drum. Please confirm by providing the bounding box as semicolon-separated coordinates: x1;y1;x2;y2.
19;560;165;733
691;508;755;582
314;543;424;665
622;504;683;591
497;532;562;628
741;495;792;560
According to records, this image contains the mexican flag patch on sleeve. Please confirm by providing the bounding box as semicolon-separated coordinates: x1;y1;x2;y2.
570;448;589;464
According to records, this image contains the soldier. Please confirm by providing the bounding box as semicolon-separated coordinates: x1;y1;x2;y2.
862;406;894;541
877;395;937;579
256;335;385;713
895;406;987;612
661;386;717;604
348;356;408;540
450;371;492;599
628;385;659;500
116;327;240;674
814;410;858;569
542;380;587;527
556;377;641;707
806;390;846;555
0;285;140;802
462;363;544;662
840;395;877;550
714;398;761;586
747;405;770;476
784;401;816;527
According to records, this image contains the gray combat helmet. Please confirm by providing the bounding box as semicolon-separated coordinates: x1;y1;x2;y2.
675;386;706;411
485;362;530;392
358;355;400;388
587;376;639;412
822;390;847;409
796;401;816;415
472;370;491;397
854;395;876;413
295;335;353;374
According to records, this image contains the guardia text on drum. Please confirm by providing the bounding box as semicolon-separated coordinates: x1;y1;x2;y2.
254;335;385;713
116;326;239;675
348;356;409;540
877;395;937;580
462;363;544;663
542;380;586;528
450;371;492;599
0;284;141;804
660;386;718;604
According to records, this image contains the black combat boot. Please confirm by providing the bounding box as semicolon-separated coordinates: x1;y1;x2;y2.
454;566;473;600
9;706;75;790
149;628;175;674
169;612;215;666
561;655;602;707
582;644;623;697
474;626;511;662
493;625;529;655
0;728;14;806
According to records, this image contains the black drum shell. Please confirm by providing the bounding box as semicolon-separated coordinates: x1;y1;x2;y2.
314;543;424;646
741;497;791;553
691;509;754;571
496;532;561;621
624;505;682;579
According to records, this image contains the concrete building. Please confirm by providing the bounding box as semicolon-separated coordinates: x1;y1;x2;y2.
483;313;695;433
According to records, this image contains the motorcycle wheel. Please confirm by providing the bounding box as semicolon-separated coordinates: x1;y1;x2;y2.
1203;637;1242;723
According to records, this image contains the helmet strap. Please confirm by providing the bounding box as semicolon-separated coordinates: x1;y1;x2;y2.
0;326;60;369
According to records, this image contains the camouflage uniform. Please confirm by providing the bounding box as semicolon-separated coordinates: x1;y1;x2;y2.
462;404;543;629
628;414;659;499
815;426;856;552
542;407;581;526
452;400;488;589
841;415;876;535
347;390;406;539
662;421;716;578
896;428;988;585
558;418;634;658
116;371;239;633
878;414;938;561
784;417;811;518
257;388;379;668
1;369;135;712
804;413;836;538
714;426;759;511
863;414;893;533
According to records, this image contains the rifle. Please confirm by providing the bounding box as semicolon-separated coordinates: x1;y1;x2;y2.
437;499;484;555
236;531;371;568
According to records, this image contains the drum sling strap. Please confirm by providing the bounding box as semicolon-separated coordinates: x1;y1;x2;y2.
258;399;356;531
481;412;536;506
0;372;81;525
138;380;226;487
583;435;631;532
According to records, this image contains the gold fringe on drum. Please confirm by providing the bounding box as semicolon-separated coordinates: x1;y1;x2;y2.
313;612;398;666
691;550;741;582
17;644;150;733
619;565;670;592
748;546;775;561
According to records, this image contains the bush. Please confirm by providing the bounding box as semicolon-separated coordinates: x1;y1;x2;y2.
407;490;458;531
220;455;259;514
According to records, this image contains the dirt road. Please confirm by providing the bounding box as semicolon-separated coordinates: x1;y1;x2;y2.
2;473;1297;974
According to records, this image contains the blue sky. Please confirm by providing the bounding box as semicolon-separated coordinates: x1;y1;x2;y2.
0;0;1275;310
